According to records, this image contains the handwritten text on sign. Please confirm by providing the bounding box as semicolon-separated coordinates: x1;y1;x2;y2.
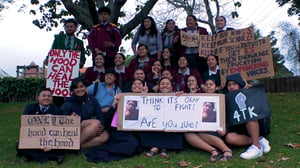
199;27;254;57
19;115;81;150
117;93;225;132
180;31;200;47
218;37;274;83
225;85;271;127
46;49;80;97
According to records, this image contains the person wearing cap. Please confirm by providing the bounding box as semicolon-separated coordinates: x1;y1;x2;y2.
44;18;86;107
88;7;122;68
87;69;121;113
224;73;271;160
179;15;209;77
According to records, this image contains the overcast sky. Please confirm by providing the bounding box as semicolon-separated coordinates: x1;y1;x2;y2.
0;0;298;77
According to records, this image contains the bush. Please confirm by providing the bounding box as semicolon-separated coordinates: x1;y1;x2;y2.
0;77;46;102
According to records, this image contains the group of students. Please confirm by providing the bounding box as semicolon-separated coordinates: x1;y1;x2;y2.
16;73;271;164
17;6;271;164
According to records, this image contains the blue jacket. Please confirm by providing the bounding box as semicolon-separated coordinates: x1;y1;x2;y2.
61;94;105;126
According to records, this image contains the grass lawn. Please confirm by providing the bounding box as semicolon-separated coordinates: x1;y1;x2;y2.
0;93;299;168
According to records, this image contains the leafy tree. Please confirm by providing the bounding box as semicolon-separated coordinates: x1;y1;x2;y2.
276;0;300;25
276;21;300;75
161;0;241;33
30;0;159;38
268;31;293;77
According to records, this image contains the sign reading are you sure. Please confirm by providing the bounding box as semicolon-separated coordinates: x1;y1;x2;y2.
117;93;226;132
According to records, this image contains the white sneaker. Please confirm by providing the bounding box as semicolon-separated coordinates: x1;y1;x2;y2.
259;137;271;153
240;145;263;160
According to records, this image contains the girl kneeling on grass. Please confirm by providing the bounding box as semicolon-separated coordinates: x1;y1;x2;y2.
184;79;233;162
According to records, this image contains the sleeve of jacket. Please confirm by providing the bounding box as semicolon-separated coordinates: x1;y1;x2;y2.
199;27;209;35
103;106;115;128
191;69;204;85
61;101;73;115
112;27;122;48
83;67;93;86
87;83;95;96
87;28;97;50
93;97;105;127
78;40;86;68
131;31;139;49
156;32;163;52
23;104;37;115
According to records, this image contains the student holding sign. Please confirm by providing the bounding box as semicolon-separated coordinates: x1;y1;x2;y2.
180;15;209;76
140;78;183;158
44;18;86;107
61;78;109;148
16;88;65;164
184;79;233;162
224;74;271;160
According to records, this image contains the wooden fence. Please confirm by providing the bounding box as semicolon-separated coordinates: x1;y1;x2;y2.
259;76;300;93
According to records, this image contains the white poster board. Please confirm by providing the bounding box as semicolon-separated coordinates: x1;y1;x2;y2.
117;93;225;132
46;49;80;97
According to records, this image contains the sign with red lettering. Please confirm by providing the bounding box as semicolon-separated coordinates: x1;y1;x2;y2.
218;38;274;83
180;31;200;47
199;27;254;57
46;49;80;97
19;115;81;149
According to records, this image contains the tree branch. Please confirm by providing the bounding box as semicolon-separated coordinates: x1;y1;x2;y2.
120;0;158;38
62;0;94;30
110;0;127;24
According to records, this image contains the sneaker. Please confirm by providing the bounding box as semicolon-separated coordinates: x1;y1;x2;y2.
240;145;263;160
259;137;271;153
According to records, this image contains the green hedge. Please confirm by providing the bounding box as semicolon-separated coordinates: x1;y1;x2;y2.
0;77;46;102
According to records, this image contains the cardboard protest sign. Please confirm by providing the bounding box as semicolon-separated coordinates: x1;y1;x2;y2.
199;27;254;57
225;85;271;127
46;49;80;97
19;115;80;150
117;93;225;132
180;30;200;47
218;37;274;83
